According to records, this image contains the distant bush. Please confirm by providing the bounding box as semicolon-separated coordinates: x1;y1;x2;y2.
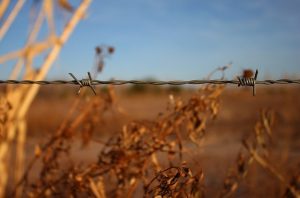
128;84;149;94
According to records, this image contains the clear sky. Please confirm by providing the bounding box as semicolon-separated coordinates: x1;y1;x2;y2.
1;0;300;80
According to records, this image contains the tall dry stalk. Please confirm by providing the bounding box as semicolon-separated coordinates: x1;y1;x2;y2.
0;0;92;196
220;109;300;198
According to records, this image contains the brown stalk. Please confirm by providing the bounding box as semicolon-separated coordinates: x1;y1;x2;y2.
245;144;300;198
0;0;26;40
0;1;93;197
0;0;10;20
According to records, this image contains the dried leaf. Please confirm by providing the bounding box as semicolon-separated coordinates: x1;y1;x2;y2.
34;144;41;157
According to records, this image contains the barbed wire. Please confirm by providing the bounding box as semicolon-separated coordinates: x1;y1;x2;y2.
0;71;299;96
1;79;300;85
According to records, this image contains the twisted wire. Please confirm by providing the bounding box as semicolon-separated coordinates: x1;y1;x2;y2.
68;72;96;95
238;78;256;86
237;69;258;96
0;79;299;85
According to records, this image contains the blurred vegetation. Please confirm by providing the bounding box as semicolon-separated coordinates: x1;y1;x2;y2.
125;77;185;95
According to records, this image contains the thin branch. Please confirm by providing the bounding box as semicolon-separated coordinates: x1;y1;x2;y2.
0;0;26;41
0;0;10;20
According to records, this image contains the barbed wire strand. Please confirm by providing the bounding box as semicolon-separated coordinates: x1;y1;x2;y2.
1;79;300;85
0;71;299;96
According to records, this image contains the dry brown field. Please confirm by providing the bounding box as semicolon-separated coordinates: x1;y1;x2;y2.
13;85;299;197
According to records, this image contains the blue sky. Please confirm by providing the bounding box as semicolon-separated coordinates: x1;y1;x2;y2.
1;0;300;80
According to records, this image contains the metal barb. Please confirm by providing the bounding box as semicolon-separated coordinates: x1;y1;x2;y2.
69;72;96;95
237;69;258;96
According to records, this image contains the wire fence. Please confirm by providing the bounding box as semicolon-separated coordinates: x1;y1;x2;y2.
0;79;300;85
1;79;300;85
1;71;300;96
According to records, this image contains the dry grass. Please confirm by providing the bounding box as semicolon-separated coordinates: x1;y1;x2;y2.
2;83;299;198
8;81;223;197
1;72;300;197
1;1;300;197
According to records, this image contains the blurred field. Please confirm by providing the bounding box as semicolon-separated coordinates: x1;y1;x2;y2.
22;85;300;197
28;85;300;139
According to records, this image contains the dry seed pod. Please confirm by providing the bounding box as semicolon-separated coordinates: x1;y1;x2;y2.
95;46;102;54
108;46;115;54
243;69;254;78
